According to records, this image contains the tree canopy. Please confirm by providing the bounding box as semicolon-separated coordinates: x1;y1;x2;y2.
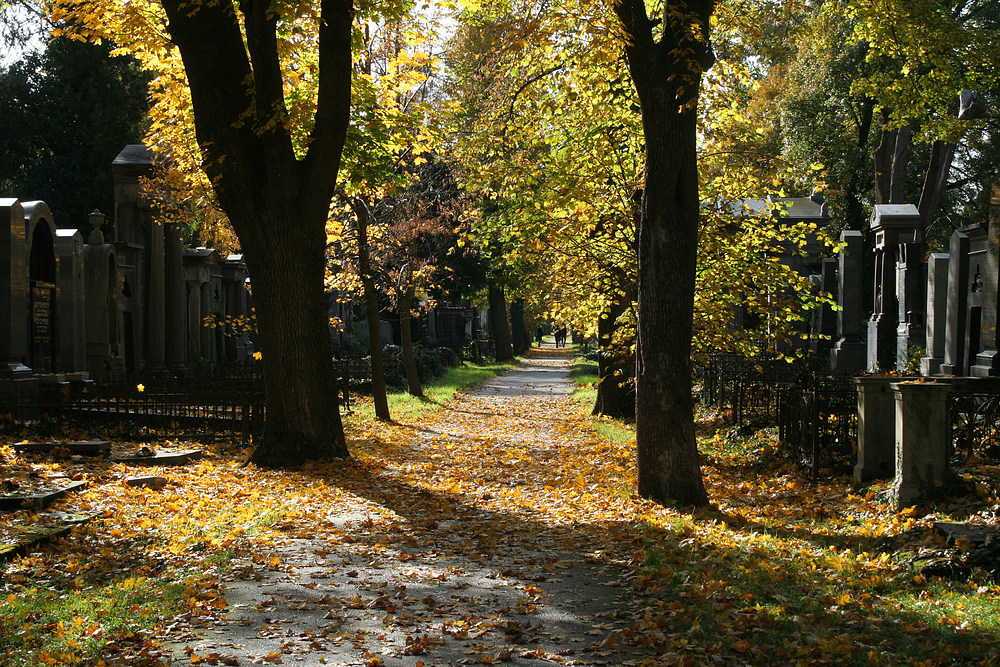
6;0;993;505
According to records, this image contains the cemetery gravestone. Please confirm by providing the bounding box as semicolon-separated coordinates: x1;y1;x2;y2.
831;230;866;372
0;199;31;377
867;205;920;372
971;185;1000;376
941;231;971;376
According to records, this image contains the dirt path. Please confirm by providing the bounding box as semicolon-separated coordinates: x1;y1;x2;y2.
168;348;651;666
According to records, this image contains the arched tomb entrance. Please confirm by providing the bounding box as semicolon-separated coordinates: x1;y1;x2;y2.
23;202;58;373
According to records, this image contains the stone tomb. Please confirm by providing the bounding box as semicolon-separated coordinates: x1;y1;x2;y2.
867;204;921;372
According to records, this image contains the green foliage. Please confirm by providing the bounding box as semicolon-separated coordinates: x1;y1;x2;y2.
0;36;150;229
351;355;517;421
379;344;463;389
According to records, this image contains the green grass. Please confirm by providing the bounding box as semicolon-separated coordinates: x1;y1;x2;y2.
0;573;186;665
569;353;635;447
348;358;519;422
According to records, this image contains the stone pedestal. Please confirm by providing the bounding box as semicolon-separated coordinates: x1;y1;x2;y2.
854;376;901;483
891;382;953;508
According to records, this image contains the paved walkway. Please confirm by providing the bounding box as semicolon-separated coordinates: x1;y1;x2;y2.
168;348;650;666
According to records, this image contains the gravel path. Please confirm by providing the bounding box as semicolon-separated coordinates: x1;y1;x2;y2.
167;348;651;667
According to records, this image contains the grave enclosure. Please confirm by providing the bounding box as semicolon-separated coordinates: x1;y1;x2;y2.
711;186;1000;507
1;145;257;430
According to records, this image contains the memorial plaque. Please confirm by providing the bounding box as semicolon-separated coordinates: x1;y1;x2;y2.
30;281;54;373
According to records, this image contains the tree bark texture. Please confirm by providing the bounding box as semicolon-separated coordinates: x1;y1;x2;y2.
399;283;423;397
353;200;391;420
162;0;353;464
890;121;914;204
614;0;711;507
593;297;635;420
918;140;957;241
488;282;514;362
873;124;896;205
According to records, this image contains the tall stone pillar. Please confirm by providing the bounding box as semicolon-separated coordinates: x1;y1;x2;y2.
55;229;86;373
83;211;121;380
814;258;838;359
187;280;202;361
200;281;212;362
972;184;1000;376
941;231;971;376
895;242;925;370
921;253;950;376
0;199;30;376
867;205;920;372
165;222;186;367
145;214;166;372
831;230;866;372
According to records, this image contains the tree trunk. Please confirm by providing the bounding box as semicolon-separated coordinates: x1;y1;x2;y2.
245;221;348;465
593;296;635;420
161;0;354;466
615;0;711;507
873;111;895;205
890;121;913;204
399;283;423;397
844;99;874;230
488;282;513;361
510;298;528;354
917;140;957;242
353;199;391;420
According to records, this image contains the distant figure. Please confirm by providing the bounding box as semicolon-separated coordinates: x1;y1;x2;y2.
555;326;568;348
535;327;543;346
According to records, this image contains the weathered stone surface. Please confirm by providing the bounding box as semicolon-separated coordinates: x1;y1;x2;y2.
891;381;953;508
111;449;203;466
124;475;167;490
0;479;88;510
12;440;110;455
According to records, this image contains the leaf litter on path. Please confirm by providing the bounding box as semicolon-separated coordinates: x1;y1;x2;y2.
165;351;654;666
4;347;1000;665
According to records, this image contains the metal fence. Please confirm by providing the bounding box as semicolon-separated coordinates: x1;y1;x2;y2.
705;353;1000;480
705;353;858;480
0;359;370;442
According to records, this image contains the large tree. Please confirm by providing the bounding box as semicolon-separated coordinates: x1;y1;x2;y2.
613;0;714;506
155;0;354;464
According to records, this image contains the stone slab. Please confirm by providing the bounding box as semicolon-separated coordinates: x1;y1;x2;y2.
12;440;111;455
0;513;94;563
111;449;203;466
125;475;168;490
934;522;1000;546
0;479;89;510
